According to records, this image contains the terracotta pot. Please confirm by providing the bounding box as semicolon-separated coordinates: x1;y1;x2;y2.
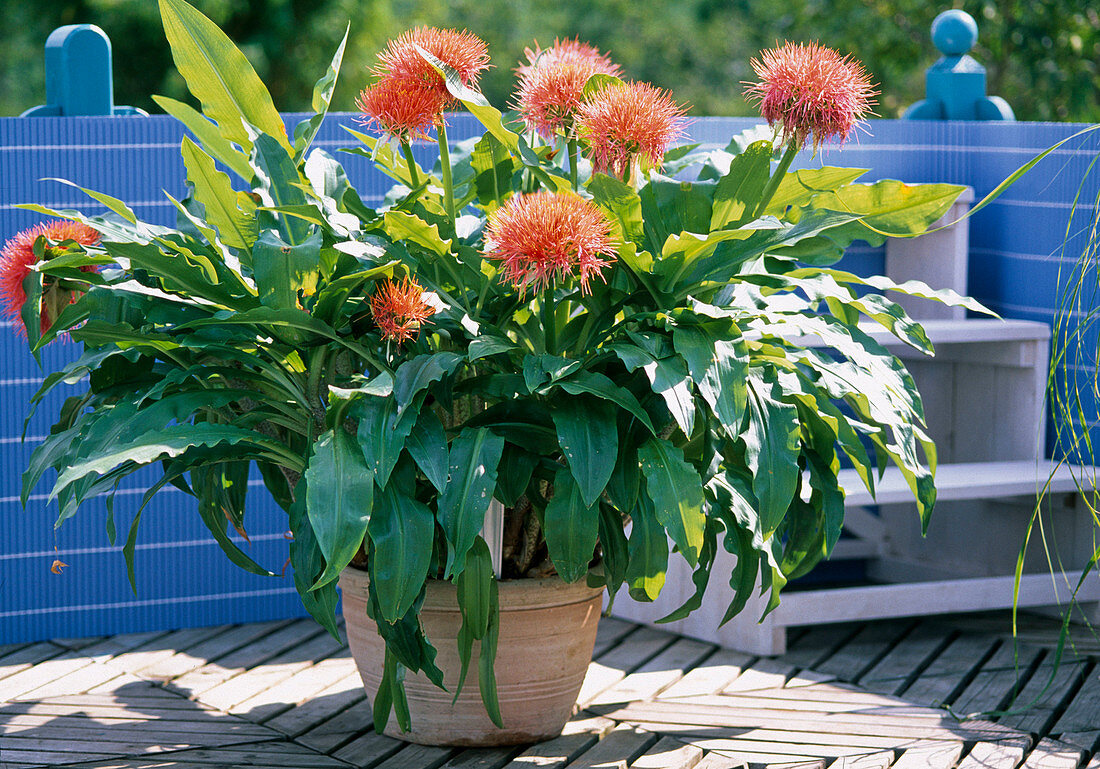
339;568;603;746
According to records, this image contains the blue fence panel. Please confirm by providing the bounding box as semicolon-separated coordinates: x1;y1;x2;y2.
1;113;1097;643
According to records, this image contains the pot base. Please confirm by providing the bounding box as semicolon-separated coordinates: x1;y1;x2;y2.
340;569;603;746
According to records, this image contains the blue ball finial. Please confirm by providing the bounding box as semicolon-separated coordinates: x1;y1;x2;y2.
931;10;978;56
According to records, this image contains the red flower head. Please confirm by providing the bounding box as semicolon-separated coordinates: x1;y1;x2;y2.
0;220;100;337
373;27;491;108
576;81;688;179
355;76;443;143
370;276;436;344
485;192;616;294
514;39;621;140
743;42;877;151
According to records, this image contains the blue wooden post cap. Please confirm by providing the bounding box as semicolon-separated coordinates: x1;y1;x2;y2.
20;24;146;117
931;10;978;56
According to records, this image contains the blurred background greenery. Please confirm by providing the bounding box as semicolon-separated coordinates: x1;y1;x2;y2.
1;0;1097;122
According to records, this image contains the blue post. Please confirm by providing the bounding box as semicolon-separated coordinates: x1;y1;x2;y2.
903;10;1014;121
20;25;145;117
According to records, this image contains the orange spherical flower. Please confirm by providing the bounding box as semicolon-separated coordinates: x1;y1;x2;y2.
485;192;616;294
514;39;621;140
374;27;490;106
0;220;100;336
355;76;443;142
576;81;688;179
369;277;436;344
743;42;877;151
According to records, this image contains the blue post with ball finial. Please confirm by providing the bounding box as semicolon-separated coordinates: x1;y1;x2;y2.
903;9;1014;120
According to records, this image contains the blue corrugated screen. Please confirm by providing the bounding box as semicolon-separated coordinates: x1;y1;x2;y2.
1;113;1097;643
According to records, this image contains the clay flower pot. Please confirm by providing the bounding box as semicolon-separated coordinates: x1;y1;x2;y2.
340;568;603;746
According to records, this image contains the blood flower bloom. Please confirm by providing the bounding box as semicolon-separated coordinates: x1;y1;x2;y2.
374;27;491;107
743;42;877;151
485;192;616;294
370;277;436;344
514;39;621;140
356;76;443;143
0;220;100;336
576;81;688;179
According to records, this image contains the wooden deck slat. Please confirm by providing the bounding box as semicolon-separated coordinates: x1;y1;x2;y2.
887;743;965;769
956;740;1032;769
135;620;296;681
1020;738;1086;769
631;735;706;768
860;625;953;696
588;637;715;705
1051;665;1100;734
498;716;615;769
998;660;1089;735
813;621;917;683
297;699;376;753
263;678;366;736
724;659;797;693
778;624;861;670
900;634;1000;707
565;724;657;769
368;742;452;769
950;642;1045;717
656;648;755;700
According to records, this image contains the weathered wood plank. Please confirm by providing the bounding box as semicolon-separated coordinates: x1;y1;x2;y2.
724;659;797;693
631;735;705;768
1051;667;1100;735
84;741;351;767
814;621;916;683
950;641;1045;718
657;649;755;700
577;626;678;706
691;753;749;769
999;660;1089;735
778;623;860;670
231;656;360;722
0;712;274;740
888;743;965;769
593;617;642;657
136;621;296;681
956;740;1032;769
588;637;715;706
1052;731;1099;751
566;724;658;769
263;677;366;736
901;634;999;707
298;698;375;753
370;743;453;769
860;625;953;696
498;716;615;769
1019;738;1086;769
0;641;68;679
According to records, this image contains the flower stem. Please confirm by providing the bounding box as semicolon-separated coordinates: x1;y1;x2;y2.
568;138;579;191
541;288;556;355
753;140;800;219
437;122;456;224
400;141;420;188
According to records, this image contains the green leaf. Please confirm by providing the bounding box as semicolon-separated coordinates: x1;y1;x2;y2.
405;409;449;492
470;132;518;209
625;493;668;601
252;229;322;310
355;395;419;488
551;395;618;507
294;25;348;160
368;475;434;623
588;173;645;247
554;371;656;435
808;180;965;246
251;133;313;246
45;178;139;224
673;324;748;436
153;95;253;180
640;173;716;254
105;240;243;310
453;537;497;703
438;427;504;578
544;468;600;583
609;342;695;436
306;429;373;588
393;353;464;414
469;336;518;361
605;442;640;514
495;443;538;508
710;140;773;230
742;376;800;536
478;600;504;728
158;0;290;152
20;270;43;358
763;166;867;216
383;211;453;257
180;136;258;250
638;437;706;566
596;504;629;604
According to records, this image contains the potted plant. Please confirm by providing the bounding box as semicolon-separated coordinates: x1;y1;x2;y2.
6;0;989;747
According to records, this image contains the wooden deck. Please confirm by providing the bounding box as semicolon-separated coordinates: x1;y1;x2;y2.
1;610;1097;768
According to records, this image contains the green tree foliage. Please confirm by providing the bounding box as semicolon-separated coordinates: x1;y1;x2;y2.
2;0;1098;121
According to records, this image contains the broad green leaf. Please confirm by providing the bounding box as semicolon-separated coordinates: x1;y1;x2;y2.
438;427;504;578
495;443;538;507
294;25;348;160
625;493;668;601
355;395;419;488
673;324;748;435
252;133;313;245
469;336;518;360
453;537;497;702
180;136;258;249
393;353;464;415
544;468;600;583
306;429;373;588
105;240;241;310
153;94;253;180
478;598;504;728
808;180;965;246
657;517;720;624
638;437;706;566
710;140;773;230
551;395;618;507
640;173;716;255
382;211;453;257
45;178;139;224
588;173;645;247
368;476;434;622
555;370;656;435
193;462;273;578
609;343;695;436
405;409;449;492
159;0;290;152
596;504;629;604
470;132;518;209
742;375;800;536
252;229;322;310
764;166;867;216
605;442;640;514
